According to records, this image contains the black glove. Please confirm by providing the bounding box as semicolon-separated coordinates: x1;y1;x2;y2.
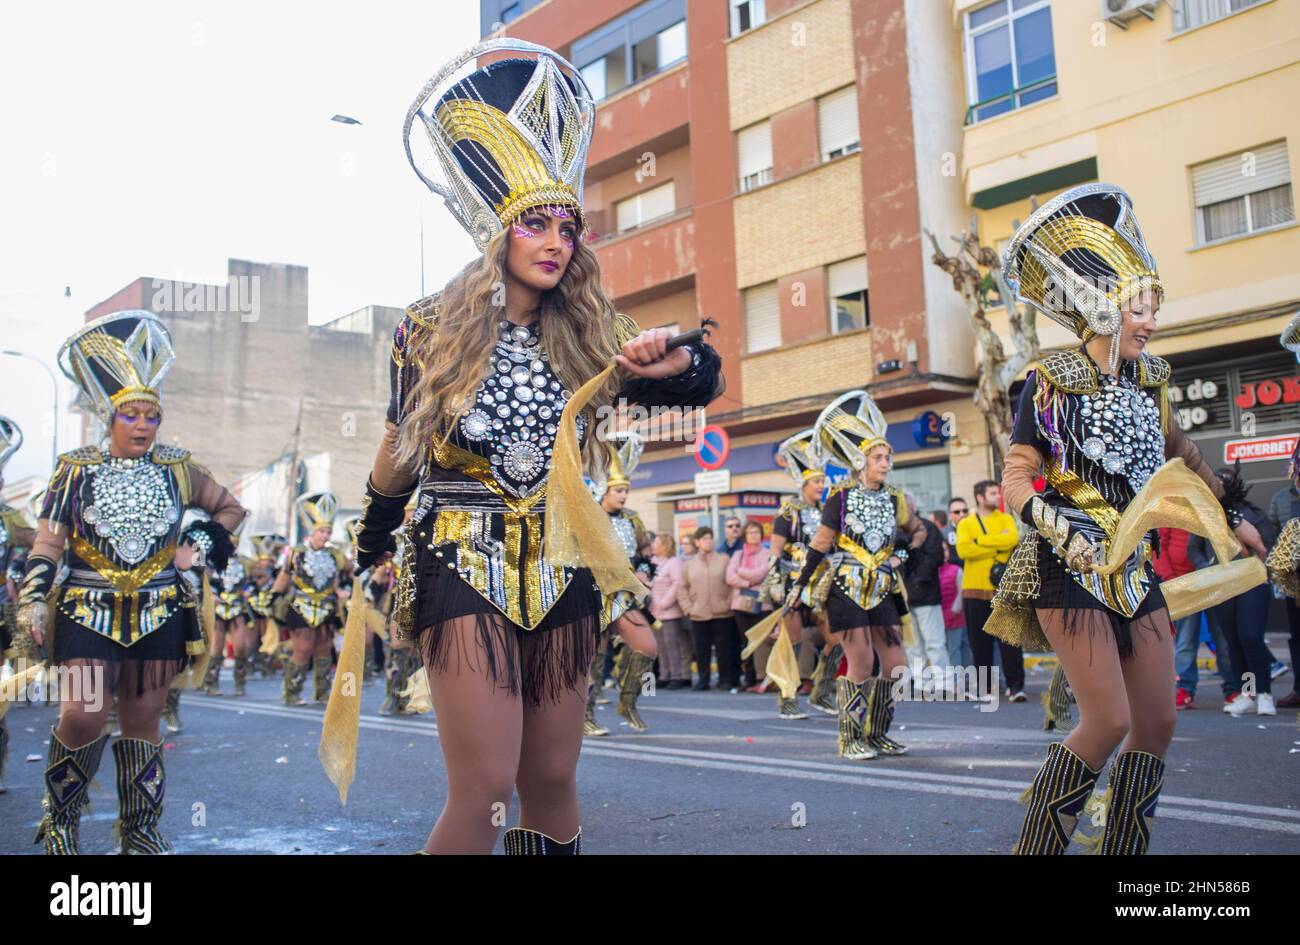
181;520;235;572
792;547;827;595
354;477;413;571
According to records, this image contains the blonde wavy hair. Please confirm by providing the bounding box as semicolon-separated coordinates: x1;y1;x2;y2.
394;224;630;477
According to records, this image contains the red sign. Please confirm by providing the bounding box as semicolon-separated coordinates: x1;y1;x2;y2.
1223;434;1299;464
694;425;730;471
1236;376;1300;408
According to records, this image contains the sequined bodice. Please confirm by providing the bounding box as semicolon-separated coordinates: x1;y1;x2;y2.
300;546;338;590
1059;366;1165;506
796;505;821;545
451;320;584;499
215;558;246;593
842;486;898;555
78;454;182;566
610;513;638;560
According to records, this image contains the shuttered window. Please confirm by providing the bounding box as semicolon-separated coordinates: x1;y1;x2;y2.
738;122;773;192
818;87;860;161
615;181;676;232
1192;141;1294;243
828;256;869;333
1174;0;1268;32
744;282;781;353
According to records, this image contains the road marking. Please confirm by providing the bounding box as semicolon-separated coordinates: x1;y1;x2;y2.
188;698;1300;832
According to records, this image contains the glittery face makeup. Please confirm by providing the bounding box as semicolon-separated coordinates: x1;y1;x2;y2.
115;408;161;427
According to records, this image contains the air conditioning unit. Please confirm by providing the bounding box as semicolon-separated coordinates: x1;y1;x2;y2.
1102;0;1157;28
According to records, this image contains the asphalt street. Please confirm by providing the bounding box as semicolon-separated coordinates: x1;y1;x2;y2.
2;656;1297;855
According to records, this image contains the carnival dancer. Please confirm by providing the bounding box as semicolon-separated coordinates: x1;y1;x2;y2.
246;532;287;680
274;492;349;706
585;431;656;734
378;499;420;715
347;39;722;854
990;184;1266;855
0;417;37;792
761;429;827;719
787;392;926;760
12;311;246;853
202;521;255;696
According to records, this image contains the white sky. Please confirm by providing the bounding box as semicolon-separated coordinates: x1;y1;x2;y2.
0;1;482;487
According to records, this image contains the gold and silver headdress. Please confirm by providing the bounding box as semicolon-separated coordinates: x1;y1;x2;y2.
1003;183;1162;346
250;532;288;563
296;491;338;532
404;39;596;251
1281;310;1300;363
776;428;824;483
604;431;643;492
57;311;175;425
814;390;889;471
0;415;21;476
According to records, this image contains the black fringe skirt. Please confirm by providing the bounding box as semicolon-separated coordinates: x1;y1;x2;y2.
49;598;197;698
409;541;602;707
1033;535;1168;659
825;585;903;647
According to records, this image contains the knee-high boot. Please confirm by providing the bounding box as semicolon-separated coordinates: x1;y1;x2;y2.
1088;749;1166;855
1012;742;1101;855
835;677;877;760
202;656;222;695
282;660;308;706
809;643;842;715
864;677;907;755
617;650;655;732
1042;664;1075;732
162;688;183;734
233;654;250;697
312;657;333;703
35;727;109;854
502;826;581;854
113;737;172;854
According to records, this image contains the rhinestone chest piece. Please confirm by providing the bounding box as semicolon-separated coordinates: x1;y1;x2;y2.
797;506;821;544
82;456;179;566
455;320;580;498
1075;374;1164;492
301;547;337;590
610;514;638;560
843;487;896;554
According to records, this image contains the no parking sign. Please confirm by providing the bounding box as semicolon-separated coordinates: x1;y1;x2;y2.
694;425;730;471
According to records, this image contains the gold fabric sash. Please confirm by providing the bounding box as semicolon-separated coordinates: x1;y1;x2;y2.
70;538;176;593
320;575;367;805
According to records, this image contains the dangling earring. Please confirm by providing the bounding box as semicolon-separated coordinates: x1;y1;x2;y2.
1107;332;1120;377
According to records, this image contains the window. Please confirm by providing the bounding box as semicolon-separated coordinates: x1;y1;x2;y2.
737;122;773;192
730;0;766;36
1192;141;1294;244
964;0;1056;124
501;3;522;24
828;257;869;334
615;181;676;232
817;87;860;161
572;0;686;102
744;282;781;354
1174;0;1268;32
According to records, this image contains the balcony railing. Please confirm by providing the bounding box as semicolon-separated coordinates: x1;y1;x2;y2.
965;74;1057;125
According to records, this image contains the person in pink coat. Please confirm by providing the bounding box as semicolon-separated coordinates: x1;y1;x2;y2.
649;535;691;689
727;521;773;692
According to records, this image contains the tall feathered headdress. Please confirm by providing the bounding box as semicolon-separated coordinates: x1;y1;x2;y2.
57;311;175;424
813;390;889;472
296;491;338;532
0;415;21;476
776;428;823;484
404;39;596;251
1003;183;1162;346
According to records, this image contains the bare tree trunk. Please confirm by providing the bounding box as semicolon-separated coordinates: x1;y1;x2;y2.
926;219;1040;468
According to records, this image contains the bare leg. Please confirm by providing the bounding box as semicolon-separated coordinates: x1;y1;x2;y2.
422;617;523;854
1117;609;1177;757
515;682;587;840
1036;609;1131;770
842;626;873;682
54;660;112;747
613;610;657;658
117;681;172;742
869;625;907;681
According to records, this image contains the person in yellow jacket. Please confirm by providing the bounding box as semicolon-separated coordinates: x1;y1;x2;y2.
955;480;1024;701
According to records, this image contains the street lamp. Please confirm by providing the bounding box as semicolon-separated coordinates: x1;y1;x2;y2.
1;349;59;471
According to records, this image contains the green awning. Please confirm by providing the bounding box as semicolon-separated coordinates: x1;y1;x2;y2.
972;157;1098;210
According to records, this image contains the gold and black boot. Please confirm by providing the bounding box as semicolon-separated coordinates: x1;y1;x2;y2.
282;660;309;706
583;691;609;737
34;727;109;855
161;688;182;734
113;737;172;854
1012;742;1101;855
809;643;842;715
835;677;877;761
201;656;222;696
589;646;611;705
616;650;654;732
232;654;250;697
503;826;581;855
312;657;333;703
1093;750;1166;855
778;695;809;720
1042;664;1075;732
378;659;400;716
864;677;907;756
